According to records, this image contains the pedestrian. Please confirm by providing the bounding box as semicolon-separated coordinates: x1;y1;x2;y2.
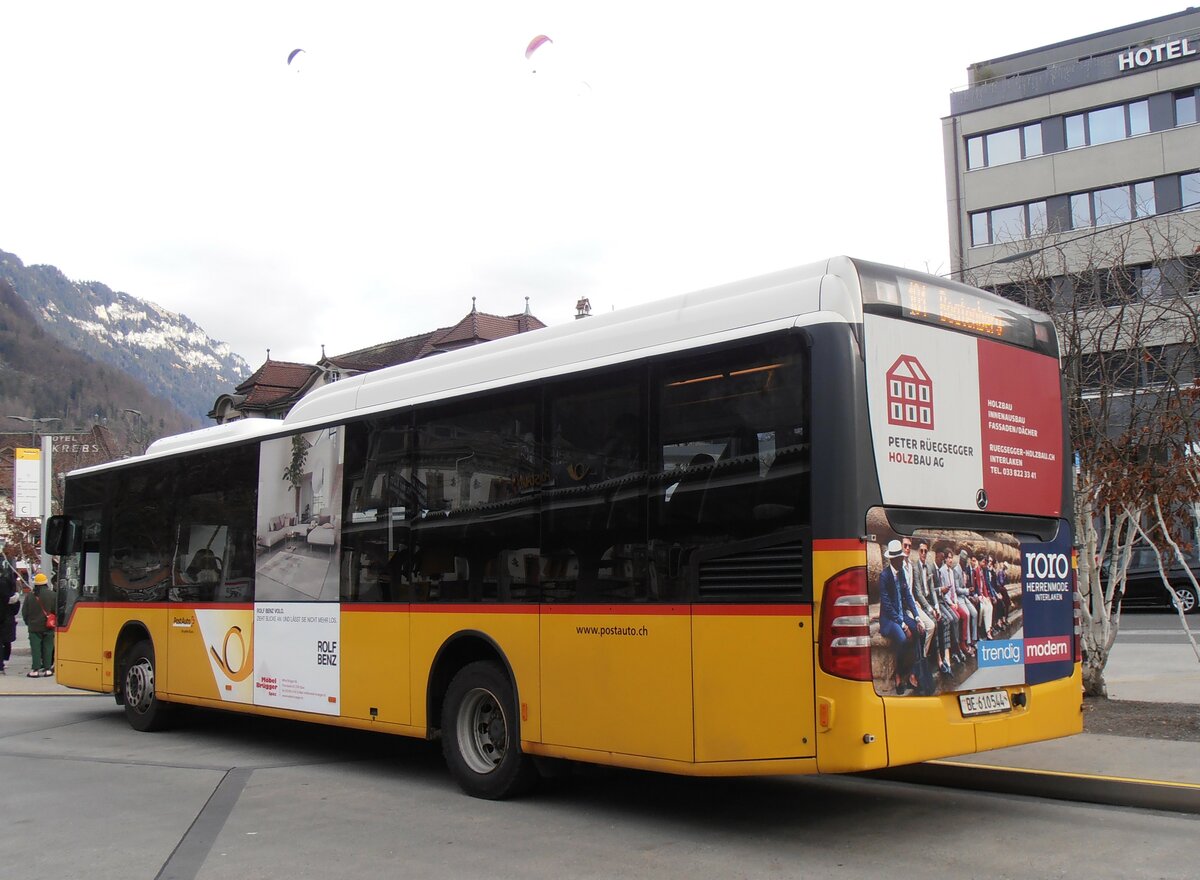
0;547;19;673
21;571;56;678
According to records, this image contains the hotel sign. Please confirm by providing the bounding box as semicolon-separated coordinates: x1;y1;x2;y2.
1118;37;1197;71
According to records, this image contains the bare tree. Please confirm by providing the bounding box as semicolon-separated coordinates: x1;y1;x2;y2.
969;220;1200;696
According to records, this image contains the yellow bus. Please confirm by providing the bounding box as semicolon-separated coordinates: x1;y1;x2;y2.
46;256;1081;799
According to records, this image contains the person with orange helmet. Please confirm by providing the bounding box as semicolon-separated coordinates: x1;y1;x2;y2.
21;571;56;677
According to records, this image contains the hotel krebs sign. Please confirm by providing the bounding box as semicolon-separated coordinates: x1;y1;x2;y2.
50;434;101;454
1117;36;1197;72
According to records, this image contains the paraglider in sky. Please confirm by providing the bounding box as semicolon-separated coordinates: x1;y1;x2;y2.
524;35;552;61
287;48;305;66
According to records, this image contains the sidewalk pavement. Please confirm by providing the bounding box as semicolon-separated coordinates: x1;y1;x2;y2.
1;615;82;696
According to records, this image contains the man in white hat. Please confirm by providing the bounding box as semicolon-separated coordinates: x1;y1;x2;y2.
878;539;922;694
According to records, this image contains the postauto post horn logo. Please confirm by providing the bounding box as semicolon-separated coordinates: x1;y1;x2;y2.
886;355;934;430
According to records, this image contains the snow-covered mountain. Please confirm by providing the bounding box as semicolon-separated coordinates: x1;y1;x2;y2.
0;249;250;421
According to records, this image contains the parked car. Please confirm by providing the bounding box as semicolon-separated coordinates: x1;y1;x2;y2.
1107;544;1200;614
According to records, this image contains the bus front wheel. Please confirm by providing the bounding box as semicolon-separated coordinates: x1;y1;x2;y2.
122;639;173;732
441;661;536;799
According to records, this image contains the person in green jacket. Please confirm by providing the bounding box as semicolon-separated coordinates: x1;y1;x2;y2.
21;572;56;678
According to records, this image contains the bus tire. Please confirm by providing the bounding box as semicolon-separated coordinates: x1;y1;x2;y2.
441;661;537;799
122;639;173;732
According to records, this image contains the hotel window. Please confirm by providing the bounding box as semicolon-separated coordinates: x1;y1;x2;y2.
1028;200;1048;236
970;212;990;246
1133;181;1156;218
1022;123;1043;157
990;205;1026;243
1071;193;1092;228
1129;100;1151;135
1183;172;1200;210
1093;186;1132;225
985;128;1022;166
1087;105;1126;144
1065;113;1087;148
967;136;985;169
1177;90;1198;126
1137;266;1163;299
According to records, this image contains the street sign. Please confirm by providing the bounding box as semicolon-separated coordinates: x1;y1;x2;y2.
13;447;41;518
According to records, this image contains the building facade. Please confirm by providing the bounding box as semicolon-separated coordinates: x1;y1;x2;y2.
943;10;1200;546
944;8;1200;285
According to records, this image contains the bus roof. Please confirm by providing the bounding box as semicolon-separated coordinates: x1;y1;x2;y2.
72;256;956;473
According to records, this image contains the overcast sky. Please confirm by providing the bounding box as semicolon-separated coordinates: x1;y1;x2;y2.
0;2;1185;367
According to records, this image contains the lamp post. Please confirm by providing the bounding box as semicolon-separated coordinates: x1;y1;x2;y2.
5;416;61;576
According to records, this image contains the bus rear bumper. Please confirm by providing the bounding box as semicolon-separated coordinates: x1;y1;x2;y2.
881;669;1084;768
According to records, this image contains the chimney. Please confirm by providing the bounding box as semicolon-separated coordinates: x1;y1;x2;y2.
575;297;592;320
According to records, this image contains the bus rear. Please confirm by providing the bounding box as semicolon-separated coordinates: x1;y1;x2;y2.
814;261;1080;773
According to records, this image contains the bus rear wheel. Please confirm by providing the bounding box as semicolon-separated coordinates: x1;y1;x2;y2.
441;661;536;799
123;639;173;732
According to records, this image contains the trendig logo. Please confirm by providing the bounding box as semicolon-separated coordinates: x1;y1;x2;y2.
977;639;1023;667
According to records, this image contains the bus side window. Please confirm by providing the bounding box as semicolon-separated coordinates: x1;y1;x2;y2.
411;394;540;603
651;337;811;601
542;366;648;603
172;447;258;604
340;415;415;603
107;461;175;603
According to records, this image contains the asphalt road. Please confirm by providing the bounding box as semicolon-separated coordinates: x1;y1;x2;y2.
1;694;1196;880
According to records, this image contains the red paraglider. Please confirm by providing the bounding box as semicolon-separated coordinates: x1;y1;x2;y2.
524;35;552;60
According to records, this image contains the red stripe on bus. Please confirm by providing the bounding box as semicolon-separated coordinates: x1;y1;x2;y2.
410;604;534;615
691;604;813;616
540;604;690;616
813;539;863;552
66;601;810;617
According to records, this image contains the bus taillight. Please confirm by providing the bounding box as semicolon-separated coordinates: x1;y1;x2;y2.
819;566;871;681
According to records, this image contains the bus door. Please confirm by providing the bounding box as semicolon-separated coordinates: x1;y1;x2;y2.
53;506;104;691
155;450;258;703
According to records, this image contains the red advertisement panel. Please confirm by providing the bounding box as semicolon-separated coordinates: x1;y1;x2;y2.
976;340;1063;517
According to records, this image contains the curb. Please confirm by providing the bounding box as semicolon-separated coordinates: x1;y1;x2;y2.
869;760;1200;814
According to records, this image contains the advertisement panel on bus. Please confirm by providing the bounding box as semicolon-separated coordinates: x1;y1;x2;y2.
863;313;1063;517
864;515;1074;700
861;305;1072;701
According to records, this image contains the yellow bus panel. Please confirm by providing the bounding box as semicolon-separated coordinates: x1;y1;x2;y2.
692;607;815;762
540;606;692;762
340;606;410;725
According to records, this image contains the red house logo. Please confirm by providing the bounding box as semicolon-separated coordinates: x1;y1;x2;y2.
886;355;934;430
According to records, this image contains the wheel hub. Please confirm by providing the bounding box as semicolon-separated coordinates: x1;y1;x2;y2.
457;687;508;774
127;659;154;713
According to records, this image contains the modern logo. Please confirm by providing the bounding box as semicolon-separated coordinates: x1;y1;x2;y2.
976;488;989;510
885;355;934;430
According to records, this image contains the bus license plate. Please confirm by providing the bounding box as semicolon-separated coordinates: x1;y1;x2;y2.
959;690;1012;717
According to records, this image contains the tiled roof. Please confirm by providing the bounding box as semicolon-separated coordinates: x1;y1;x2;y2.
223;305;546;422
325;310;546;369
423;311;547;353
235;360;319;409
325;330;442;372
